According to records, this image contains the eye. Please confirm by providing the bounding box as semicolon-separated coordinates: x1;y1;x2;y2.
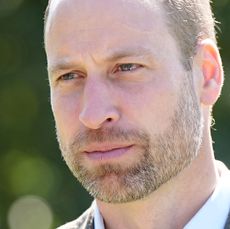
58;72;82;82
115;63;142;73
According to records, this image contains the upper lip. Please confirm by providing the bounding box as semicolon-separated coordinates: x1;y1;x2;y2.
83;143;133;153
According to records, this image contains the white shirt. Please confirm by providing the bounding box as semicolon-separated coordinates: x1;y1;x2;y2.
93;163;230;229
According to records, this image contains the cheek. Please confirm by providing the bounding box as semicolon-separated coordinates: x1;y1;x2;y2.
118;80;178;134
51;91;81;141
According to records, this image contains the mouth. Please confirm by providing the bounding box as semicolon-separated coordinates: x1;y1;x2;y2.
83;144;134;161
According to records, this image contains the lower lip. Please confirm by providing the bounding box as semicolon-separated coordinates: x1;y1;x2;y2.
85;146;133;160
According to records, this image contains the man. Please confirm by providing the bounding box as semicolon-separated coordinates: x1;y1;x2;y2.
44;0;230;228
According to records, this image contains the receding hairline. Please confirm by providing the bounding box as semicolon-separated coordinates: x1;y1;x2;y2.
44;0;218;70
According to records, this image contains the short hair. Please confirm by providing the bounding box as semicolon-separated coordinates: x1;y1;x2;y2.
44;0;51;30
162;0;217;69
44;0;217;70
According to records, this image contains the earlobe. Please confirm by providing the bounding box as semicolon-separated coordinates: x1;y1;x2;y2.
197;39;223;106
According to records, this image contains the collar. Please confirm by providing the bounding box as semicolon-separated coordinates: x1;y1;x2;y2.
93;201;105;229
184;162;230;229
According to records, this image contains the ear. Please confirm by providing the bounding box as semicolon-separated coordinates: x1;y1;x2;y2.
195;39;224;106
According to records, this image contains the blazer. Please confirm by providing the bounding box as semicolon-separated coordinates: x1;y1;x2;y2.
57;205;230;229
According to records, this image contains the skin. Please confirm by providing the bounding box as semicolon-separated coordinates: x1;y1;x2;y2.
45;0;224;228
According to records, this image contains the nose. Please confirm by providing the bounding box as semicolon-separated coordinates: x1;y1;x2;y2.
79;78;120;129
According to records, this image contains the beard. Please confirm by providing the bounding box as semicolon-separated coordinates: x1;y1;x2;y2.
57;75;203;203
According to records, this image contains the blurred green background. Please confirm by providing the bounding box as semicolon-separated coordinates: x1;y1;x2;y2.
0;0;229;228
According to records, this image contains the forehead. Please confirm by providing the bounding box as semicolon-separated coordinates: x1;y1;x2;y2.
45;0;180;69
47;0;161;28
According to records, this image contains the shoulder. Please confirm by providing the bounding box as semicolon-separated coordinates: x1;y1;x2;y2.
57;206;94;229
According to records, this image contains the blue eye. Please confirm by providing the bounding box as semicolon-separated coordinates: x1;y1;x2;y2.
117;63;141;72
59;72;78;81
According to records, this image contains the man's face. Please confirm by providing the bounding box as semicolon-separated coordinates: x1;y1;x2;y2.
45;0;203;203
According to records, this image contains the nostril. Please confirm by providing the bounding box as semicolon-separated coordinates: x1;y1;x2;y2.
107;118;113;122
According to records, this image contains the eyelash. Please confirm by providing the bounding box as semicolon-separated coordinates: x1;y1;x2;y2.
58;72;84;83
114;63;142;73
59;72;77;81
58;63;142;82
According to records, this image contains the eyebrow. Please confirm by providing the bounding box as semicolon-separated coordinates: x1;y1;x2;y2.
48;46;154;75
49;59;79;76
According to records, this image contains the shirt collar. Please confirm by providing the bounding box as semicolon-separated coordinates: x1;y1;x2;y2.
93;201;105;229
184;162;230;229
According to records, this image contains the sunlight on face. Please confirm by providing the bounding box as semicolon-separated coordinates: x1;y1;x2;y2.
59;74;203;203
46;0;203;203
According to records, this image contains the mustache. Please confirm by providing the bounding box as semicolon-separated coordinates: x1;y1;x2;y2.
64;127;150;152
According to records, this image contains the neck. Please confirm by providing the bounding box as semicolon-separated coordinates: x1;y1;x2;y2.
97;131;219;229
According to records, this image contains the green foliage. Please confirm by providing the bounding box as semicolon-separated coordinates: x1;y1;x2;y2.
0;0;229;228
